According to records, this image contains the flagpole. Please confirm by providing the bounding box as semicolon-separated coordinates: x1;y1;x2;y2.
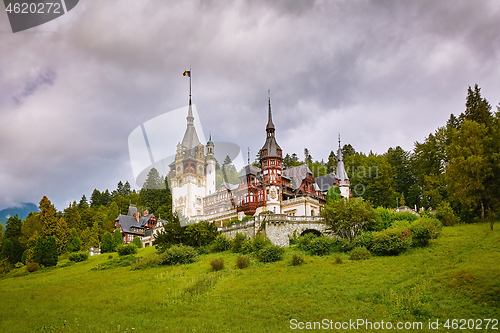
189;68;192;99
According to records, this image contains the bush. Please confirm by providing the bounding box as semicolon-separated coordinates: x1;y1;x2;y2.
373;206;393;230
132;237;142;248
256;244;285;263
241;240;254;254
416;217;442;239
34;236;58;267
235;256;250;269
349;247;371;260
252;235;270;253
291;253;305;266
392;212;418;223
68;252;89;262
210;258;225;271
68;252;87;262
333;254;343;264
371;228;412;256
308;237;332;256
331;238;355;253
296;233;318;251
159;244;197;265
209;234;232;253
241;215;254;222
116;244;138;256
227;218;240;226
26;262;40;272
232;233;247;253
0;259;12;274
14;262;24;269
101;231;114;253
436;201;458;226
354;232;375;249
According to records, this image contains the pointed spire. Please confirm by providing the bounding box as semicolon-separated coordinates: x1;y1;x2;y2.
337;133;343;162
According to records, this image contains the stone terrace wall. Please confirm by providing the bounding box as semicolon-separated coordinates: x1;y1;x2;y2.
218;214;327;247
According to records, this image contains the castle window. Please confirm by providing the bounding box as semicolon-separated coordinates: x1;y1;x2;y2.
198;180;201;187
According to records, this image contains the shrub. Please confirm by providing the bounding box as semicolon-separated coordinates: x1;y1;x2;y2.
252;234;270;253
14;262;24;269
390;220;411;230
333;254;343;264
409;221;432;247
373;206;393;230
235;256;250;269
296;233;318;251
68;252;89;262
291;253;305;266
436;201;458;226
331;238;355;253
232;233;247;253
371;228;412;256
159;245;197;265
308;237;332;256
354;231;375;249
132;237;142;248
416;217;442;239
228;218;240;226
116;244;138;256
26;262;40;272
101;231;114;253
209;234;232;253
34;236;58;267
0;259;12;274
392;212;418;223
210;258;225;271
350;247;371;260
131;255;161;270
256;244;285;263
241;240;254;254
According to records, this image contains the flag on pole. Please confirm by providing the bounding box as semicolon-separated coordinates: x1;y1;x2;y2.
183;70;191;77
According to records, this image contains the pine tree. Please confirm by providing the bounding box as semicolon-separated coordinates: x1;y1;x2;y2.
117;181;124;196
64;202;82;231
123;181;131;195
459;84;492;126
55;217;71;254
112;229;123;248
34;236;58;267
78;195;89;210
101;231;114;253
66;229;81;253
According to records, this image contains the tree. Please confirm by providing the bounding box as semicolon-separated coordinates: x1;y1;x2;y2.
459;84;492;126
446;120;492;220
112;229;123;248
5;214;23;240
80;221;100;250
101;231;114;253
304;148;313;164
78;195;89;210
40;196;57;237
123;181;132;195
33;236;58;267
327;151;336;174
321;198;376;242
184;221;218;247
116;181;124;196
90;189;103;207
132;237;142;248
221;155;239;184
342;144;356;159
64;201;82;231
139;168;172;213
385;146;415;203
326;186;342;204
20;212;42;247
66;229;81;253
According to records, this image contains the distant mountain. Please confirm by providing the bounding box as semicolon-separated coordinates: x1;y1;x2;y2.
0;203;39;224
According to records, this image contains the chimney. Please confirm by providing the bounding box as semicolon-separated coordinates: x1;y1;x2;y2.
143;210;149;217
134;212;139;222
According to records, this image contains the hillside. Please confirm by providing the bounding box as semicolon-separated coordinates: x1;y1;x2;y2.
0;223;498;332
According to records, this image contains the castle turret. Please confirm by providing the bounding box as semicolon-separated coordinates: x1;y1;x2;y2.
260;92;283;213
206;134;216;196
336;134;350;198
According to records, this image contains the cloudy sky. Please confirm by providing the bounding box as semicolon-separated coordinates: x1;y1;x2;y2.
1;0;499;211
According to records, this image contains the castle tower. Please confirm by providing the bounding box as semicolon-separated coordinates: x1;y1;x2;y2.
336;134;350;198
206;134;216;196
169;75;207;218
260;92;283;213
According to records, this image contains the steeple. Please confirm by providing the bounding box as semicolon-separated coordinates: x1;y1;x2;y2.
336;134;349;183
186;95;194;127
266;90;275;137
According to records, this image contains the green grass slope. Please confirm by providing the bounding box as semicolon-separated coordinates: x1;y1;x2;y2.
0;223;499;332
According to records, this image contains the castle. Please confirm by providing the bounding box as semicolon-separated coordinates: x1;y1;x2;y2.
169;90;350;226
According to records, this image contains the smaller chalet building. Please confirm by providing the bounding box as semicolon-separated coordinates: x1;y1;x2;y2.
114;206;160;247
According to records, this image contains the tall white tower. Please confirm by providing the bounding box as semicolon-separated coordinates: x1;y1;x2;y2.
206;135;216;196
336;134;350;198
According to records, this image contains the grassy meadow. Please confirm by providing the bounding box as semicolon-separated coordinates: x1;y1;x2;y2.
0;222;499;332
